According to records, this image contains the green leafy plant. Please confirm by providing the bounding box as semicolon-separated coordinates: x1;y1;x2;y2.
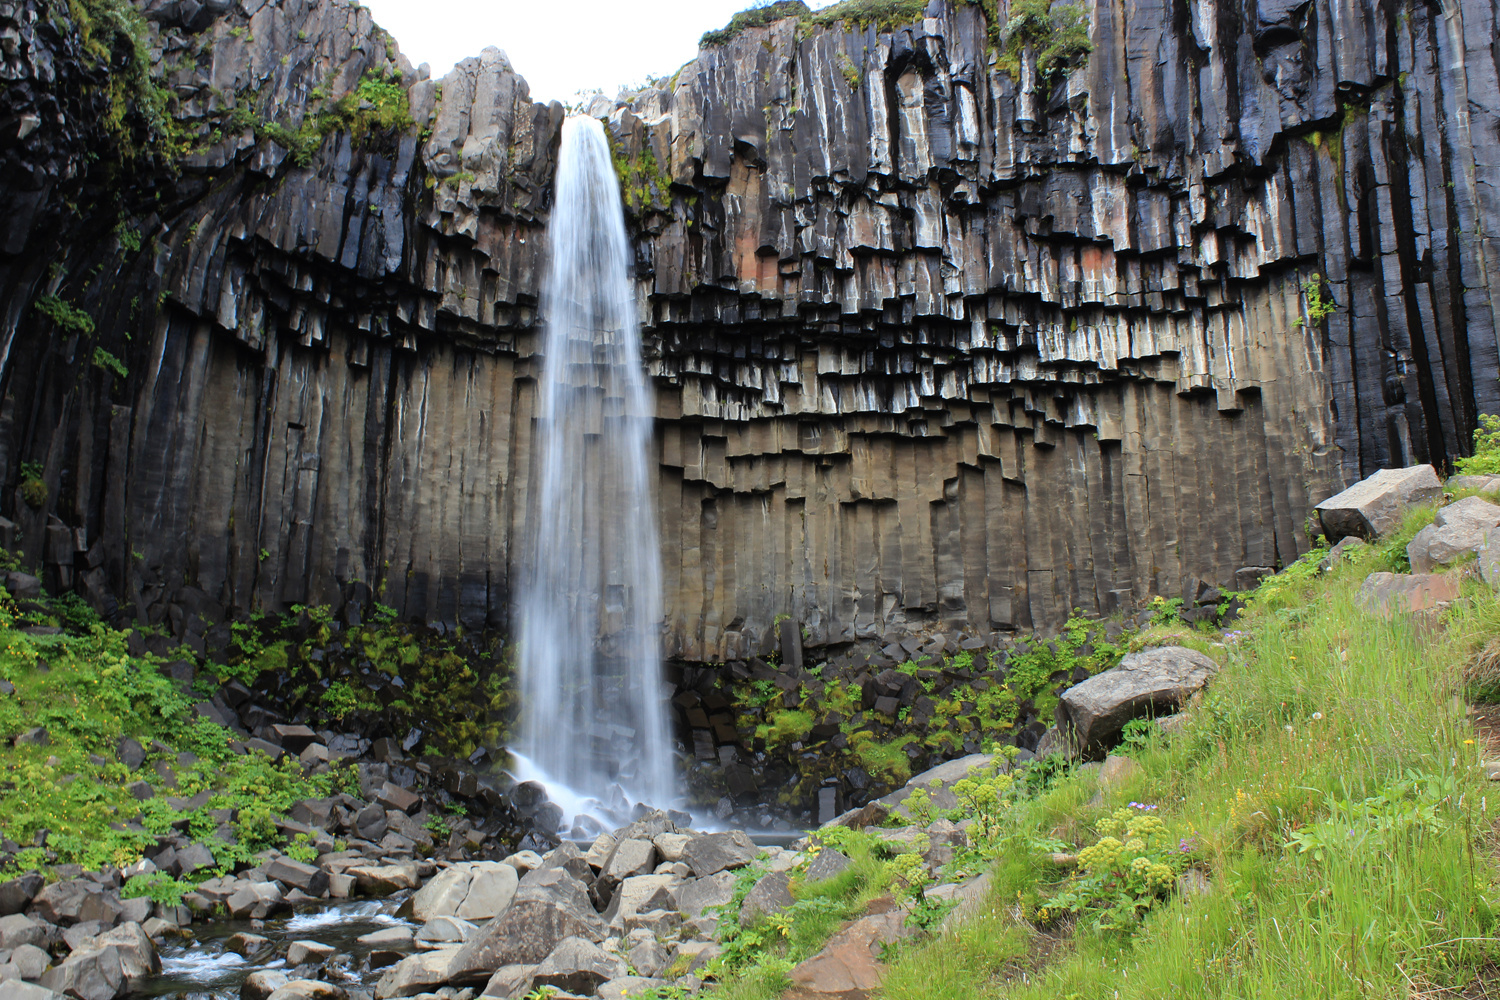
35;296;95;336
92;347;128;379
701;0;810;47
284;833;318;863
1456;413;1500;475
122;871;186;907
999;0;1093;81
1298;274;1338;326
1037;805;1188;931
18;460;47;509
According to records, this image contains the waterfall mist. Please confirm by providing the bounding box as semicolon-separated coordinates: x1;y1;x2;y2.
513;115;674;825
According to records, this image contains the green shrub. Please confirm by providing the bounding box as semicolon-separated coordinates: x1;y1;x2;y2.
122;871;186;906
998;0;1092;81
1456;413;1500;475
35;296;95;336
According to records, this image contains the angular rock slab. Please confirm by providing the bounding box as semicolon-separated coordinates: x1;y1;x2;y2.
1316;465;1442;542
788;908;913;993
679;831;758;877
265;982;349;1000
1357;572;1463;616
740;870;794;924
39;945;123;1000
447;869;605;982
1407;496;1500;573
1056;646;1218;756
1482;527;1500;588
528;936;627;996
1448;475;1500;493
373;947;460;999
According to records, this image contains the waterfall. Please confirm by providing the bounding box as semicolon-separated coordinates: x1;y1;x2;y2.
513;115;674;826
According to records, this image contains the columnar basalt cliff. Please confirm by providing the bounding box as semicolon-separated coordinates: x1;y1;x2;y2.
0;0;1496;659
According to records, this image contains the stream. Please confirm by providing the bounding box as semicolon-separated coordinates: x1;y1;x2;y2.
131;900;415;999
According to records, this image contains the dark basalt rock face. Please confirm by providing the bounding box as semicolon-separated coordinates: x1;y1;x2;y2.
0;0;1497;659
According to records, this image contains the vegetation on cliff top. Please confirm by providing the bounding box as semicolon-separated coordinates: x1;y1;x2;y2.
685;508;1499;999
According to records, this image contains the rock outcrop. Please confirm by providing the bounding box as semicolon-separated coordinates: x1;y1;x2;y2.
1;0;1498;653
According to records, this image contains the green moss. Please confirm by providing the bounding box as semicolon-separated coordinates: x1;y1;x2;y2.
850;733;916;784
609;134;672;215
701;0;810;47
91;347;128;379
228;71;414;168
757;708;815;746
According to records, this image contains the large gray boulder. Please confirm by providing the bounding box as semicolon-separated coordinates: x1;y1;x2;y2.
1408;496;1500;572
83;922;159;980
679;831;758;877
0;913;47;949
479;964;537;1000
372;948;460;999
446;869;605;983
456;864;519;921
1316;465;1442;542
1056;646;1218;756
264;983;348;1000
39;945;123;1000
528;937;626;996
0;982;64;1000
670;871;737;919
31;880;122;927
740;871;793;924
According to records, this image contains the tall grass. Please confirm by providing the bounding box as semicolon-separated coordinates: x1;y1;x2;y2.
881;543;1500;998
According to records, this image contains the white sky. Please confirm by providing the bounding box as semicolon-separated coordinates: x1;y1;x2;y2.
359;0;837;105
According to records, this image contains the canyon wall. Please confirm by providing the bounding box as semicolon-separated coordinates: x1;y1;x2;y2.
0;0;1496;658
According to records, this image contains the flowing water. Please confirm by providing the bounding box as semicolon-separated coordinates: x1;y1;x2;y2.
513;115;674;825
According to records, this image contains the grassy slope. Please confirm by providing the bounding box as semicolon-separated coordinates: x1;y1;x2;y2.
879;538;1498;999
692;506;1499;1000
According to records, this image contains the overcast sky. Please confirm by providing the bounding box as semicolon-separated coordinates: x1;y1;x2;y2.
359;0;836;105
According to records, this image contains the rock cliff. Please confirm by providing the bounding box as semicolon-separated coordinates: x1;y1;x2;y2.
0;0;1496;659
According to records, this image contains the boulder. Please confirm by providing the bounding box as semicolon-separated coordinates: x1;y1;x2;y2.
31;880;122;927
0;873;44;916
347;864;421;895
933;872;993;931
89;922;159;979
39;945;123;1000
1357;572;1464;616
0;913;46;949
8;942;51;980
414;916;476;945
372;948;460;999
409;867;472;923
1315;465;1443;542
355;927;413;949
241;969;292;1000
285;940;335;966
651;833;689;863
265;858;330;897
597;976;672;1000
376;782;422;814
1407;496;1500;572
528;936;626;996
679;831;758;877
622;928;669;978
446;869;606;982
740;871;793;924
599;839;657;887
265;983;348;1000
0;982;64;1000
354;803;387;841
670;871;736;919
601;874;678;927
456;864;518;922
228;932;273;958
1056;646;1218;756
226;882;284;920
173;843;216;877
787;909;913;993
479;964;537;1000
803;850;852;884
